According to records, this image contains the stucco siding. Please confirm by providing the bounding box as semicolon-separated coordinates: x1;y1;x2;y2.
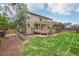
26;12;56;34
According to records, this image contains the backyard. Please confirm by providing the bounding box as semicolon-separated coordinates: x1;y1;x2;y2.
0;3;79;56
21;32;79;56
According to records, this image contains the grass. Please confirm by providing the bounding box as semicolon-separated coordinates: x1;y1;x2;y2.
21;32;79;56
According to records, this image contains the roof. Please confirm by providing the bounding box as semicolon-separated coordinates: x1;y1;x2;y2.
27;11;53;20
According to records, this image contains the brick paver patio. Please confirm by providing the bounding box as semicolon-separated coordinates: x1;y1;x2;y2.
0;34;24;56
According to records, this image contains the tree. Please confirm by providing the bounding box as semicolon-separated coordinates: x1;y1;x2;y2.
14;4;27;34
72;24;79;32
0;4;15;30
0;14;14;37
53;23;65;33
0;14;11;29
0;3;28;34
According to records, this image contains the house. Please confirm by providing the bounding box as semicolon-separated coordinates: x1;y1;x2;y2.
26;12;57;35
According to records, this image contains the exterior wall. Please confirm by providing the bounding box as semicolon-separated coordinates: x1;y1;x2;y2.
27;13;42;34
26;12;55;35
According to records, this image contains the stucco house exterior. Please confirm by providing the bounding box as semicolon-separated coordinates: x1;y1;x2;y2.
26;12;57;35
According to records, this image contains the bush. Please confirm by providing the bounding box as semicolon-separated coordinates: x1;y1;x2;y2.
0;14;14;30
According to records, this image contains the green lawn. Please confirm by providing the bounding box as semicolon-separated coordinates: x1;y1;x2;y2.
21;32;79;56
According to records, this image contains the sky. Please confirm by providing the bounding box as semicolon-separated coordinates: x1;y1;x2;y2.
27;3;79;24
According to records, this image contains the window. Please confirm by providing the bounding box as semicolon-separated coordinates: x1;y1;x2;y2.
28;14;31;19
40;18;42;21
28;16;30;19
